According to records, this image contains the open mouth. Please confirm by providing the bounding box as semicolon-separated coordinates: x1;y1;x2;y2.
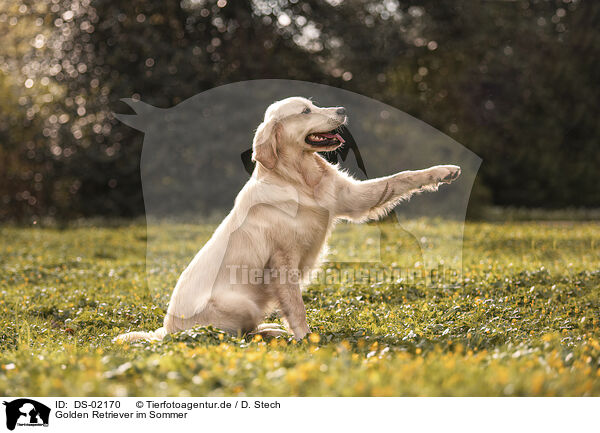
305;130;346;148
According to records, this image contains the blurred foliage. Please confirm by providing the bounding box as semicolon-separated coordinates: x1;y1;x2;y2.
0;0;598;221
1;220;599;395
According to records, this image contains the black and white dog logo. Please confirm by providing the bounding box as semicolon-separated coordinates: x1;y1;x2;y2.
3;399;50;431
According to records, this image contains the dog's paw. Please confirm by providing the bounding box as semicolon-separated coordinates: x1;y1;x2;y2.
292;327;310;341
433;165;461;184
252;322;289;338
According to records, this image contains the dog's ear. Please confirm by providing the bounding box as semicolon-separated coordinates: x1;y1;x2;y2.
252;120;280;170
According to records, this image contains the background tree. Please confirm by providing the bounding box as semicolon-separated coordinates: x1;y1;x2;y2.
1;0;598;221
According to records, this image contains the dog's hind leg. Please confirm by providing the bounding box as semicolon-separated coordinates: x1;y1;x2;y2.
114;327;167;343
172;291;263;337
250;322;289;338
117;292;262;342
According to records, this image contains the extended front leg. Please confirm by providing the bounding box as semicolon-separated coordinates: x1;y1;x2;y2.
334;165;461;221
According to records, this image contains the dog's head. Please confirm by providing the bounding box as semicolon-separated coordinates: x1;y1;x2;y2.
252;97;347;169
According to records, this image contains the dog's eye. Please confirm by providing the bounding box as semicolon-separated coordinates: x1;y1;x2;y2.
301;107;311;114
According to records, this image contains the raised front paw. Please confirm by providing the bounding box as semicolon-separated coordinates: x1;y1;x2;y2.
433;165;461;184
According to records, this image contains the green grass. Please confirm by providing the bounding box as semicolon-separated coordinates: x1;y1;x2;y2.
1;219;599;396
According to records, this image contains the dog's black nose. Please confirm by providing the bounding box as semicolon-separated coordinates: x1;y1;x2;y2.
336;107;346;115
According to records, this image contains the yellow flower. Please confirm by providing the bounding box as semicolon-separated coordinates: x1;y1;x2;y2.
531;373;545;394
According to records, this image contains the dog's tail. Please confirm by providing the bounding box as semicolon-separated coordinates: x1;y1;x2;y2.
114;327;168;343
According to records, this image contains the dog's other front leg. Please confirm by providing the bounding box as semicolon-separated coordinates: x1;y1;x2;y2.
275;279;310;340
334;165;461;221
267;254;310;340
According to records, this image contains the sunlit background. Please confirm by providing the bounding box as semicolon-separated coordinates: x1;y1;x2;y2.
1;0;598;222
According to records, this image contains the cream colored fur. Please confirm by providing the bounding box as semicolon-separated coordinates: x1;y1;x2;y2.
116;97;461;342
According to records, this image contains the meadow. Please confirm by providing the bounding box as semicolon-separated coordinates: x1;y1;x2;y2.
0;219;599;396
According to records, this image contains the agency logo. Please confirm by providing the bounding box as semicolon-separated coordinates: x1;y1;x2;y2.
2;399;50;431
115;80;481;297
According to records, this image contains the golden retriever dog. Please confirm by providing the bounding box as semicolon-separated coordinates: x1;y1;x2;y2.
116;97;461;342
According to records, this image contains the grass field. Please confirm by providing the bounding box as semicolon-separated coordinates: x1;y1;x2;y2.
1;219;599;396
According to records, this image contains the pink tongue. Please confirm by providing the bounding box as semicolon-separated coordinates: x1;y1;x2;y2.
319;133;345;143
